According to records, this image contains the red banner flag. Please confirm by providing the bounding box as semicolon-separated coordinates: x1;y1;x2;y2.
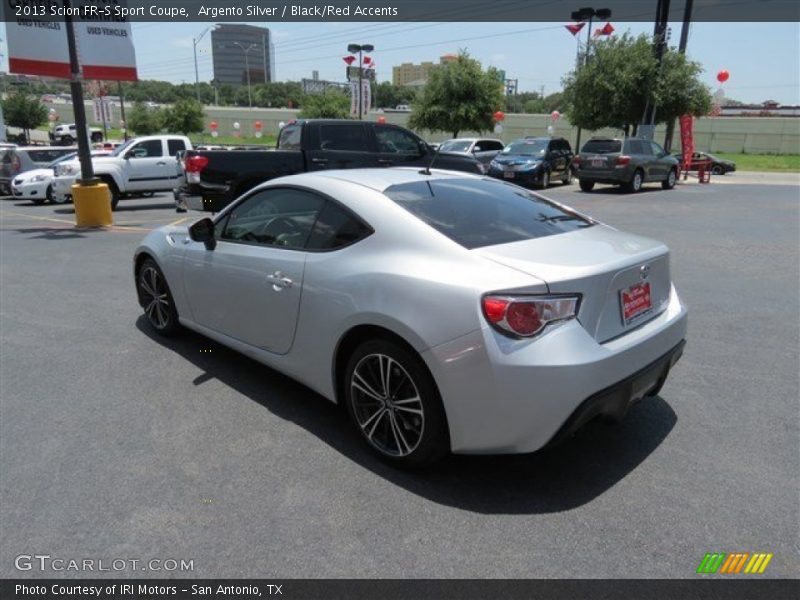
679;114;695;171
343;55;356;65
565;22;585;36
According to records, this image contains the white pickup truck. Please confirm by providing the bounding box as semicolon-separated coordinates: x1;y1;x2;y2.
52;135;192;210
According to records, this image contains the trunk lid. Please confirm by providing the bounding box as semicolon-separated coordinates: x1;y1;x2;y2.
474;225;672;342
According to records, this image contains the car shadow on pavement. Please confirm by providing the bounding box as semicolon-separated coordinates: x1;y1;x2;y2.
136;316;677;515
52;202;176;214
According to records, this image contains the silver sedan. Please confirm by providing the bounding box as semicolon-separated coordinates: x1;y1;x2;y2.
134;168;687;467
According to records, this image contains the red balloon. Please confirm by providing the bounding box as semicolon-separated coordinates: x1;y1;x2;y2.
209;121;218;130
717;69;730;83
493;111;505;122
254;120;263;130
377;116;386;124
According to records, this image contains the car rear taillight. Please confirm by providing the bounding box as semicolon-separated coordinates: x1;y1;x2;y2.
482;295;579;338
616;155;631;166
572;155;581;167
184;155;209;184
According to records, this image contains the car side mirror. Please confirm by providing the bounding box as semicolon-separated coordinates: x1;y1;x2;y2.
189;217;216;250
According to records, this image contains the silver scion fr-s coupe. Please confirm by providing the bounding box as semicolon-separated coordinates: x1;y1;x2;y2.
134;168;687;467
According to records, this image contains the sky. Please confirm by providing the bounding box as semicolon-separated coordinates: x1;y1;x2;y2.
2;21;799;104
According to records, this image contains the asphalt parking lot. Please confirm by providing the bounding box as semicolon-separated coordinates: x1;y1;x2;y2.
1;175;798;579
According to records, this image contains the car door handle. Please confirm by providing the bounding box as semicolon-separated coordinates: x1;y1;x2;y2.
266;271;293;290
311;158;328;165
156;161;167;166
378;159;393;165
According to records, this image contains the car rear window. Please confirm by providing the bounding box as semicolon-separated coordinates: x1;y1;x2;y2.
384;178;592;250
582;139;622;154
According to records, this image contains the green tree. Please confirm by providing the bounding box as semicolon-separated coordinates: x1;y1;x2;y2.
298;89;350;119
409;52;504;138
374;82;416;109
561;33;711;133
2;92;47;143
127;102;164;135
162;99;205;135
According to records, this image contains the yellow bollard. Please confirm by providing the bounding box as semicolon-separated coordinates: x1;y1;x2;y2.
73;182;113;228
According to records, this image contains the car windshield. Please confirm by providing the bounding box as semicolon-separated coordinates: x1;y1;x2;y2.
440;140;472;153
502;140;547;157
582;139;622;154
48;153;77;168
384;178;592;250
111;139;136;156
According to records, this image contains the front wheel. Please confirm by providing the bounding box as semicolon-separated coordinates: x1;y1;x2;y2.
579;179;595;192
537;170;550;189
711;165;723;175
344;339;449;468
137;258;181;336
662;168;677;190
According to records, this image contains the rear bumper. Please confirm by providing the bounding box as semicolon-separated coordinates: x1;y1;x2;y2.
181;183;232;212
576;167;632;184
423;284;688;454
546;339;684;447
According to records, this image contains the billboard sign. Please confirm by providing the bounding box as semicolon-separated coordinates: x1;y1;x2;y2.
2;2;137;81
346;66;376;81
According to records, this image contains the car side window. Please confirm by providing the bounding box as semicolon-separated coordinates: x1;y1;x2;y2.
318;124;368;152
167;139;186;156
278;124;302;150
484;141;504;151
650;141;665;157
130;140;163;158
306;200;372;251
375;126;422;155
221;188;324;249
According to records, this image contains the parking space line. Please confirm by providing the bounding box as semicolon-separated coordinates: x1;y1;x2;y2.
0;210;154;233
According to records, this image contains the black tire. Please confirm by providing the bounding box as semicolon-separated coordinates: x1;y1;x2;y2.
137;258;181;336
344;339;449;468
99;178;121;210
537;169;550;189
579;179;595;192
661;167;677;190
711;165;723;175
625;169;644;193
61;135;74;146
562;167;574;185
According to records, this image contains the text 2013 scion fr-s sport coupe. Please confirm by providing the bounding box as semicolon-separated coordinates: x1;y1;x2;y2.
134;168;687;467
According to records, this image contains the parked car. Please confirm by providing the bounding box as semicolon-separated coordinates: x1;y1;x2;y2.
574;137;679;193
52;135;191;208
438;138;505;166
50;123;104;146
134;168;687;467
0;146;77;195
10;150;109;204
178;119;485;213
487;137;574;188
673;151;736;175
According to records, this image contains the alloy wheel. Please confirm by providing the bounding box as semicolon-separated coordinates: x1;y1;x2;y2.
139;265;171;330
350;353;425;457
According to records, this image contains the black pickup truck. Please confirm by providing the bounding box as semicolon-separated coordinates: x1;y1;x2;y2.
179;119;486;212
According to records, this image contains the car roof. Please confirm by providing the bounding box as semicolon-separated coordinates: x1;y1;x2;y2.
13;146;75;152
268;167;482;193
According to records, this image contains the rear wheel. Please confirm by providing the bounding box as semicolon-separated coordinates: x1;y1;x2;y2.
711;165;723;175
662;168;677;190
625;169;644;193
579;179;595;192
137;258;180;336
344;339;449;468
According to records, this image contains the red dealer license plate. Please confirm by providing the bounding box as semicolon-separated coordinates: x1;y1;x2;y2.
620;281;652;326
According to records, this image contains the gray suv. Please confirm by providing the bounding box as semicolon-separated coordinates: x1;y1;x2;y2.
574;137;679;193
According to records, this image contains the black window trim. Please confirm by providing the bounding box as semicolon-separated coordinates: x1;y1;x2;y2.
213;184;373;253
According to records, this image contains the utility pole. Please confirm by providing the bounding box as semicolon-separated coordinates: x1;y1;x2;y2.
232;42;257;109
664;0;693;151
193;26;211;103
641;0;672;131
118;81;128;141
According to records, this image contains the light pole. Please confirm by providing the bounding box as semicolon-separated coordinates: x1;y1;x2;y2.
347;43;374;120
570;7;611;150
232;42;258;109
193;26;211;103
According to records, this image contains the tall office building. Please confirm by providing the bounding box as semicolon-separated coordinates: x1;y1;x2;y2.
211;24;275;85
